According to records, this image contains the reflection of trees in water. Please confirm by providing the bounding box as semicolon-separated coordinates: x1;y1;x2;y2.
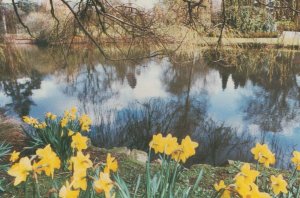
206;50;300;133
90;97;207;149
191;119;255;166
88;96;273;166
0;71;42;117
61;58;148;116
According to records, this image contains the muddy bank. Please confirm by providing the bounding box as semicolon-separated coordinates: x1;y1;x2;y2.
0;111;27;150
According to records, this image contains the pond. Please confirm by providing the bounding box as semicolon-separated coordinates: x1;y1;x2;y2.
0;45;299;168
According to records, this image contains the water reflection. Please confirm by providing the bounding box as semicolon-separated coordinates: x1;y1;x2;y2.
0;71;41;117
0;45;299;167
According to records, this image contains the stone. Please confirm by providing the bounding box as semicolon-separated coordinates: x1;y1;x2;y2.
111;147;131;156
129;149;148;164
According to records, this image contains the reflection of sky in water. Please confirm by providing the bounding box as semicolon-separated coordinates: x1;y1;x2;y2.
31;77;78;118
28;60;171;121
10;60;299;139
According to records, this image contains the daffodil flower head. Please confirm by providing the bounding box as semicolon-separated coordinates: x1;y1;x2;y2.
94;172;114;198
270;174;288;195
171;135;198;163
234;163;259;184
72;169;87;190
35;144;61;178
71;151;93;172
291;151;300;170
79;114;92;132
104;153;118;174
149;133;165;154
70;107;77;120
61;117;69;128
163;134;179;155
10;150;20;163
214;180;231;198
71;133;88;151
45;112;57;120
7;157;32;186
59;181;80;198
251;143;275;167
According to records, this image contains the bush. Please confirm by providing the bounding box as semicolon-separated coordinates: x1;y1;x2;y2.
23;11;75;45
226;6;275;33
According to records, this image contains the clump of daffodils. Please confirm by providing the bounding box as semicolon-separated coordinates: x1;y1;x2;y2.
251;143;275;167
214;143;292;198
146;133;202;197
7;143;118;198
23;115;47;129
149;133;199;163
22;107;93;165
8;144;61;186
58;150;117;198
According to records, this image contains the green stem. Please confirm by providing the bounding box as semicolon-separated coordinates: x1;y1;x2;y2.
146;148;152;198
34;174;41;198
24;178;29;198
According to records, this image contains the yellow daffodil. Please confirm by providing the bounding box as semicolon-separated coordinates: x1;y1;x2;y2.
71;151;93;171
270;174;288;195
71;133;88;151
214;180;231;198
235;163;259;184
70;107;77;120
72;169;87;190
94;172;114;198
245;183;271;198
10;150;20;163
149;133;181;156
251;143;275;167
61;117;69;128
149;133;165;154
35;145;61;178
291;151;300;170
104;153;118;174
46;112;57;120
164;134;179;155
235;176;252;197
171;135;198;163
59;181;79;198
79;114;92;132
180;136;198;158
7;157;32;186
37;122;47;129
23;116;39;127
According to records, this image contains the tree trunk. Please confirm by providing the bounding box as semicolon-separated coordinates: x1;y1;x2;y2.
296;0;300;30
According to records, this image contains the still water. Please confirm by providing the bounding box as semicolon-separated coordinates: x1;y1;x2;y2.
0;46;299;167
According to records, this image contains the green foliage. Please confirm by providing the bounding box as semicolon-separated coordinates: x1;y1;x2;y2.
115;153;205;198
226;6;275;33
0;142;11;192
